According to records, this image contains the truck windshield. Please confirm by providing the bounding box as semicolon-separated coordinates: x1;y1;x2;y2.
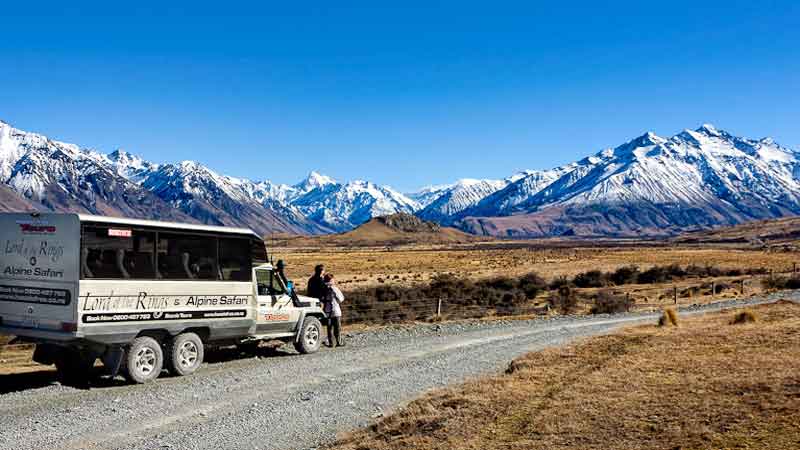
255;270;287;296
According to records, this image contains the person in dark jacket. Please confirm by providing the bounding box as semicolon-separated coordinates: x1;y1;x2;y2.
306;264;326;300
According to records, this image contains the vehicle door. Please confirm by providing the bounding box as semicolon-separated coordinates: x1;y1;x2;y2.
254;268;295;334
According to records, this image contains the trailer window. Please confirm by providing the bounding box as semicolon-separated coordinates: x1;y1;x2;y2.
251;239;268;263
81;227;152;279
126;231;157;279
219;238;252;281
158;233;218;280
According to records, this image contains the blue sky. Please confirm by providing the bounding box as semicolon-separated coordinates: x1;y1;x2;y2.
1;1;798;192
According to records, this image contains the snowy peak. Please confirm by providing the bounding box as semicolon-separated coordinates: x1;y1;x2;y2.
290;177;419;232
107;149;157;182
415;178;510;223
295;170;337;193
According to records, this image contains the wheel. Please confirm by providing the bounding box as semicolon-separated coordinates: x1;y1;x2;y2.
55;350;95;385
165;332;204;376
294;316;322;354
123;336;164;384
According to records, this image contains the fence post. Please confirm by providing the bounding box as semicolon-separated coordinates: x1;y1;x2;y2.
740;279;745;296
673;286;678;305
436;298;442;318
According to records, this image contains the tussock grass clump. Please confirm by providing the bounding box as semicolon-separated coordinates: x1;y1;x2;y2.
730;309;758;325
658;308;679;327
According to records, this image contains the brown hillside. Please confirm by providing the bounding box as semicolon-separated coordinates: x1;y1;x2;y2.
0;184;42;212
275;213;483;247
676;216;800;246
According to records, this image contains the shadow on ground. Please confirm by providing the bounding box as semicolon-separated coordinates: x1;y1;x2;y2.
0;343;295;394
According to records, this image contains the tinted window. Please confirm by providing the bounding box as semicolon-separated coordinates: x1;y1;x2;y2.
251;239;267;263
158;233;218;280
220;238;252;281
255;270;286;295
81;227;155;279
127;231;156;279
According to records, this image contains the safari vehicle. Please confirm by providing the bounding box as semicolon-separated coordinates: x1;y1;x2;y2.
0;212;325;383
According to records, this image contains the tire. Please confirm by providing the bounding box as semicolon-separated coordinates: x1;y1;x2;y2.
294;316;322;354
55;350;95;385
165;332;204;377
123;336;164;384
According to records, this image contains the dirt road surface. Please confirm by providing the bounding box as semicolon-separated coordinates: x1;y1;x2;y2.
0;294;793;450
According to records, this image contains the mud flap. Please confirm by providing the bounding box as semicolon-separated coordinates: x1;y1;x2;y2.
32;343;59;365
102;346;125;378
293;312;307;343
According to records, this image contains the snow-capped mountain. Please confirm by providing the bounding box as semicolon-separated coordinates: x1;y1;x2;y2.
413;178;509;223
292;178;420;232
455;125;800;237
139;161;329;235
3;119;799;238
0;120;191;221
107;149;158;182
0;121;419;235
292;171;337;198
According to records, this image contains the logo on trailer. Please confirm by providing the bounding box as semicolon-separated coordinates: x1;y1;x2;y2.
18;223;57;234
108;228;132;238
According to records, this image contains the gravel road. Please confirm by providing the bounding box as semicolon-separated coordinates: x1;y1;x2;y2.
0;293;795;450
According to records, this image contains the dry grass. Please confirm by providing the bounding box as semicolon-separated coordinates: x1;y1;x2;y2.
272;243;796;292
329;301;800;450
658;307;679;327
731;309;759;325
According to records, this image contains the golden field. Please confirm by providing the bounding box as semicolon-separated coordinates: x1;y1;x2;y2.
273;242;798;291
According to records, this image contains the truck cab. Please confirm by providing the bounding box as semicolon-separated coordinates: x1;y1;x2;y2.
249;262;325;352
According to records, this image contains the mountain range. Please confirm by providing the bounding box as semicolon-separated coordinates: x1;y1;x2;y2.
1;119;798;238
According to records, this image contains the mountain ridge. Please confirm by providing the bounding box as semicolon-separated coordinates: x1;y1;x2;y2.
453;125;800;237
1;119;798;238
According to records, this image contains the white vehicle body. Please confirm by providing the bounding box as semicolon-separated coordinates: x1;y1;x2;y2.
0;212;325;383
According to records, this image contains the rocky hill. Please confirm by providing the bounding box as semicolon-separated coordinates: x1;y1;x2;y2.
277;213;480;247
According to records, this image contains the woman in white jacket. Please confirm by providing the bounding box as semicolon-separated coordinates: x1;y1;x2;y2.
323;274;345;347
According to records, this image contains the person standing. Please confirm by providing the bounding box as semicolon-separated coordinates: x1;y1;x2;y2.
307;264;325;300
323;273;345;347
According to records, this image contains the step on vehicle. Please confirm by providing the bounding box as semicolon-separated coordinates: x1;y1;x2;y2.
0;213;326;384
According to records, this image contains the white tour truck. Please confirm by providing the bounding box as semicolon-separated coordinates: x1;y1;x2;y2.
0;212;326;383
